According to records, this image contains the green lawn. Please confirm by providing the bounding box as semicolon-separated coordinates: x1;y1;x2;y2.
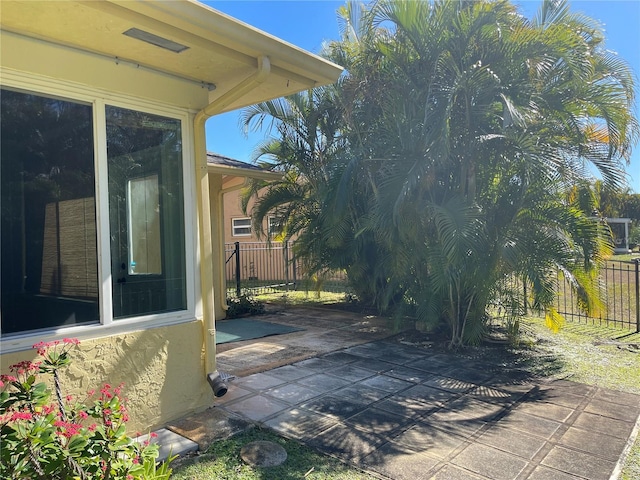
170;428;376;480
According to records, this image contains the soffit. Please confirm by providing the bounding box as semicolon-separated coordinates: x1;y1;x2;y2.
0;0;342;112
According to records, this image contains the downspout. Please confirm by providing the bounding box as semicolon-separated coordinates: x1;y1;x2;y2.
194;56;271;396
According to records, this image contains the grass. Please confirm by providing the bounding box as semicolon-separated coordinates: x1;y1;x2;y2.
255;290;349;307
610;253;640;263
173;294;640;480
170;427;376;480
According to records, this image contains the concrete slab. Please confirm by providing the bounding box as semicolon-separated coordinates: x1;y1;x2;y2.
362;441;441;480
263;407;338;440
557;426;630;462
135;428;198;462
391;423;468;458
224;394;290;422
167;407;250;450
477;425;547;460
541;445;617;480
307;422;386;463
452;443;528;480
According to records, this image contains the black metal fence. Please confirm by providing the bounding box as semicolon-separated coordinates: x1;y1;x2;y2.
554;259;639;332
224;241;348;296
225;241;639;332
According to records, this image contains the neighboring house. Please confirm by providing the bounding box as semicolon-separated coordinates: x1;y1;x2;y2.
208;152;281;244
0;0;342;433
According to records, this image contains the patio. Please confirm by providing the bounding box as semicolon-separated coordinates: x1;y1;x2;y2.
170;307;640;480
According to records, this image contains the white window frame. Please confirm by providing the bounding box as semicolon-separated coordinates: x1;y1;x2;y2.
232;217;252;237
0;68;197;353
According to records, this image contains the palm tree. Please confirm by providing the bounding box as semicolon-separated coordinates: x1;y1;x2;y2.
329;0;638;346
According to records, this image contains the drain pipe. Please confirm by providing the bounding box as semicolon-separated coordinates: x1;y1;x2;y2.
195;56;271;396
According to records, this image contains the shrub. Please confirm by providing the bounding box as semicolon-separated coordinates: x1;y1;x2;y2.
225;295;265;318
0;339;173;479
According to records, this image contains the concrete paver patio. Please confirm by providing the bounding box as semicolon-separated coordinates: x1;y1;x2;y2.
171;308;640;480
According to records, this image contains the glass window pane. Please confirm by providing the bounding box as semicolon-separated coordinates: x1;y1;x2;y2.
127;174;162;275
106;106;186;319
1;89;98;335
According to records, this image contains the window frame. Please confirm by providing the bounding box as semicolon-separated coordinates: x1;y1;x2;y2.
232;217;252;237
0;69;197;353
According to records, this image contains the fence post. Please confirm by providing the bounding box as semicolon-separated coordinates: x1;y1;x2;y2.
235;241;241;297
283;241;290;292
635;258;639;333
292;251;297;291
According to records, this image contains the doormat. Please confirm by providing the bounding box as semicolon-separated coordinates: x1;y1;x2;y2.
215;318;303;344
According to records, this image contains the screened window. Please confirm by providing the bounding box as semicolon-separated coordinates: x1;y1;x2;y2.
232;218;251;236
1;88;189;336
1;89;98;334
106;106;186;319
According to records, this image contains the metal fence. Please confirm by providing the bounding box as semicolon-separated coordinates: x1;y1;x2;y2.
225;241;639;332
224;241;348;296
554;259;639;332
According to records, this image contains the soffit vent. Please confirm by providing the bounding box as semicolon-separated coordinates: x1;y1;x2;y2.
123;28;189;53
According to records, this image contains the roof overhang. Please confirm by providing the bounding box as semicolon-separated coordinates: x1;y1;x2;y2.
208;163;281;182
0;0;343;112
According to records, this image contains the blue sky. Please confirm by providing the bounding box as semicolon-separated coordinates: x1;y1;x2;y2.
205;0;640;193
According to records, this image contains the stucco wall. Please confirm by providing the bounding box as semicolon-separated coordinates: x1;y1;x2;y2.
0;320;212;433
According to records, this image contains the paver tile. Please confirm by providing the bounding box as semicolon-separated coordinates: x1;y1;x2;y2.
345;406;414;436
214;384;253;405
363;441;440;480
263;407;337;440
375;395;441;419
422;375;476;394
558;426;631;462
265;383;323;405
513;401;575;423
406;357;455;375
467;385;525;405
428;464;487;479
452;443;528;480
307;423;386;463
528;386;585;409
294;357;338;371
584;398;640;422
350;357;397;373
301;393;369;420
384;365;436;383
592;387;640;407
446;367;495;385
224;394;290;422
541;445;617;480
321;351;364;364
477;425;547;460
572;411;636;439
326;364;376;382
498;410;562;439
332;383;390;404
527;465;585;480
234;372;287;391
391;423;468;458
359;374;414;393
267;364;316;382
295;372;351;391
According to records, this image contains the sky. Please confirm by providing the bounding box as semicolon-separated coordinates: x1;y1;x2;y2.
204;0;640;193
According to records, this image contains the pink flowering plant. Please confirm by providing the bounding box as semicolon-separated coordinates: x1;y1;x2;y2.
0;339;173;479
